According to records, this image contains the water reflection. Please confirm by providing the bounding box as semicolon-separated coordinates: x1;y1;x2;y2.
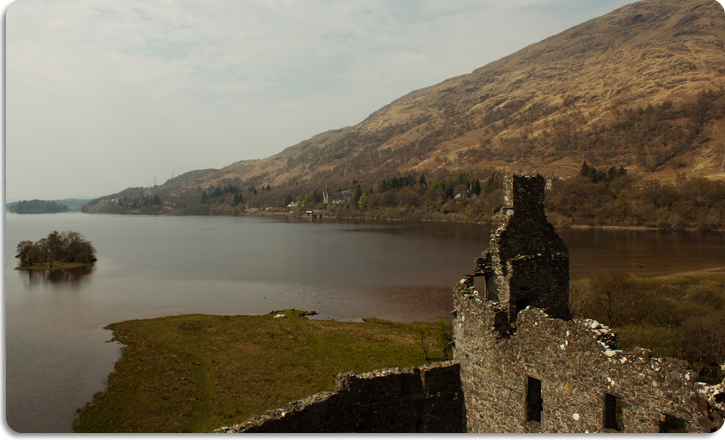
18;265;95;290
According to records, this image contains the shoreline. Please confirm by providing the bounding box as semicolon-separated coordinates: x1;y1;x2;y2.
216;211;725;233
15;262;94;271
566;224;725;232
660;267;725;277
79;209;725;233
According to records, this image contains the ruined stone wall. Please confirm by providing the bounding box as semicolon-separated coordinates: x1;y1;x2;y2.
451;173;722;433
485;174;570;322
215;362;463;433
452;287;715;432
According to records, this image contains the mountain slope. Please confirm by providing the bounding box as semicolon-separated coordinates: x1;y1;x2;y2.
85;0;725;214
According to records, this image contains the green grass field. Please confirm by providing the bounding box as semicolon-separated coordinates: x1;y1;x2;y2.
73;311;448;433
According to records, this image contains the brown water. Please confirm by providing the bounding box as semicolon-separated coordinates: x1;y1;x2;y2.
4;212;724;432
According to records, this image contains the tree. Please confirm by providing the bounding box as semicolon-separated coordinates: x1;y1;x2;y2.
15;231;97;268
434;320;453;360
46;231;66;262
416;329;432;361
36;238;51;263
676;314;725;379
580;161;590;178
352;185;363;208
472;178;482;196
481;174;497;195
283;194;293;207
201;191;209;204
608;166;618;181
15;241;40;267
570;271;630;326
63;231;98;264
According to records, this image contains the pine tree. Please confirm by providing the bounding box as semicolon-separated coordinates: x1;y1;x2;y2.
580;161;590;177
473;179;481;196
352;185;363;207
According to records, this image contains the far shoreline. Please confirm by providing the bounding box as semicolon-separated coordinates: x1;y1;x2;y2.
74;206;725;233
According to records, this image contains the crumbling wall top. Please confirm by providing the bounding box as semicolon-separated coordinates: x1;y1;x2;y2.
502;174;546;217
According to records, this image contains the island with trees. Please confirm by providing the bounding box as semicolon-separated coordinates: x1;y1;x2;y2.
9;199;70;214
15;230;97;270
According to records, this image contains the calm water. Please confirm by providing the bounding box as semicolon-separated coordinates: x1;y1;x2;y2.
4;212;725;432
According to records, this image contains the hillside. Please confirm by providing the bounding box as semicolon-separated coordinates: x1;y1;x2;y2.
83;0;725;217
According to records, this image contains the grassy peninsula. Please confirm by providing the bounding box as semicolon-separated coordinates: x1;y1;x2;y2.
73;311;450;433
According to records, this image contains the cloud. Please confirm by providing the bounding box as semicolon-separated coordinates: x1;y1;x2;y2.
6;0;639;200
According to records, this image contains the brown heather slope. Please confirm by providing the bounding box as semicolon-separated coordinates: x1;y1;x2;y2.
85;0;725;213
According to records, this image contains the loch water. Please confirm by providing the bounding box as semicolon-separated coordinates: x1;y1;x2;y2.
4;212;725;432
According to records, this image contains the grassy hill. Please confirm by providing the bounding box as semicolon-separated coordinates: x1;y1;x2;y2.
83;0;725;221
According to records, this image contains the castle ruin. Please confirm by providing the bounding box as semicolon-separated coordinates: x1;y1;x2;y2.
216;174;725;433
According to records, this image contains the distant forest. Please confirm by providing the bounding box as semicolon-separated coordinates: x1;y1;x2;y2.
9;200;69;214
86;162;725;232
318;165;725;231
7;198;94;212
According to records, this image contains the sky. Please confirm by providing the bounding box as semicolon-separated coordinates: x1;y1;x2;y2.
4;0;692;202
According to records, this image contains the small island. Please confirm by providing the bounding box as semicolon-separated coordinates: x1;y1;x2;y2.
9;199;70;214
15;230;97;270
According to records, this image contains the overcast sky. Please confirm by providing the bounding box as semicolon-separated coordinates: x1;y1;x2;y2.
3;0;672;201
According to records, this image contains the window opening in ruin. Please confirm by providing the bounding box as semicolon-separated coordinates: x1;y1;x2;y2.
658;415;687;433
472;275;487;299
525;377;543;423
604;393;623;431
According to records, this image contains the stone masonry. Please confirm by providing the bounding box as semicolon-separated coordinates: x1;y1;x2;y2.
214;362;463;433
461;174;571;337
452;174;724;433
217;174;725;433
